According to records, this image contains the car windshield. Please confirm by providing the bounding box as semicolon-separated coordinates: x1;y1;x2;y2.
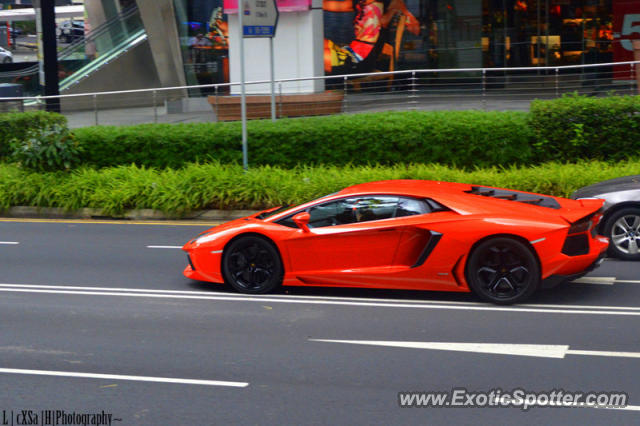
256;205;292;220
256;192;341;220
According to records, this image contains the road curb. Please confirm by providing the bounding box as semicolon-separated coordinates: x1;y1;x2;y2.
0;206;258;221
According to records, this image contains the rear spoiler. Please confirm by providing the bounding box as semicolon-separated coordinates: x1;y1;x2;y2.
561;198;604;224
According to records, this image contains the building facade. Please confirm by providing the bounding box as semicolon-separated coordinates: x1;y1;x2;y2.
167;0;637;89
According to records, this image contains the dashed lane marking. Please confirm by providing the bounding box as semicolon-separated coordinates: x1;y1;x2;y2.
0;367;248;387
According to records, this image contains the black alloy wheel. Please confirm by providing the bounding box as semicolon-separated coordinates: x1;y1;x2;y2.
466;237;539;304
222;236;283;294
603;207;640;261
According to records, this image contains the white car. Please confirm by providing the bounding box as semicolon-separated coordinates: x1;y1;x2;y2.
0;46;12;63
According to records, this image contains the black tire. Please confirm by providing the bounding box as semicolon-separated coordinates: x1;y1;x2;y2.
64;34;72;44
465;237;540;304
2;57;11;64
603;207;640;261
221;236;283;294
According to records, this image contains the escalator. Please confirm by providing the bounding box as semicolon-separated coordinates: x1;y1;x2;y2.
0;4;149;96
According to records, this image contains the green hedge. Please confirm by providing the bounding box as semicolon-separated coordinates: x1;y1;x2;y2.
3;95;639;170
72;111;536;169
0;160;638;217
0;111;68;158
529;94;640;161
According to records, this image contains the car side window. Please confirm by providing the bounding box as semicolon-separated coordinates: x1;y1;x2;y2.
306;197;399;227
277;195;436;229
308;201;344;228
349;196;398;223
396;197;432;217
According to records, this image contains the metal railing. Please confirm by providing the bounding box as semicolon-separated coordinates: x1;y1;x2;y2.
0;60;638;128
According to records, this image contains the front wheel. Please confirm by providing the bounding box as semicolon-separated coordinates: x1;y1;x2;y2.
603;207;640;261
465;237;540;304
221;236;283;294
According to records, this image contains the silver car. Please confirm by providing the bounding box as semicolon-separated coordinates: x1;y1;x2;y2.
0;46;12;64
571;175;640;260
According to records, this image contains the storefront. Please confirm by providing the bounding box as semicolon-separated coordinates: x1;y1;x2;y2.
172;0;637;85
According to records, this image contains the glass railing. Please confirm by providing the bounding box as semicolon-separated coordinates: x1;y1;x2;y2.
0;5;145;96
59;6;145;88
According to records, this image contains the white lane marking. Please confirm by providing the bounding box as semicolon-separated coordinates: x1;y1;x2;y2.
565;349;640;358
310;340;569;358
594;405;640;411
0;241;19;245
615;279;640;284
2;285;640;316
310;340;640;360
146;245;183;249
3;283;640;312
0;367;248;387
571;277;616;285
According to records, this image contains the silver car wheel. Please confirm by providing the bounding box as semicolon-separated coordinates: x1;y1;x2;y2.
611;215;640;255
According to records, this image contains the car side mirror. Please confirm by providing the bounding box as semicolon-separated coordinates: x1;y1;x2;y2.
292;212;311;232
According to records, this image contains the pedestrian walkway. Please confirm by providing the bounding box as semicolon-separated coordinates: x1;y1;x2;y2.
64;92;537;128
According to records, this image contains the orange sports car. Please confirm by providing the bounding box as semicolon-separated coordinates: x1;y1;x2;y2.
182;180;608;304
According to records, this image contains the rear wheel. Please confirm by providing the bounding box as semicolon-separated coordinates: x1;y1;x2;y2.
221;236;283;294
603;207;640;261
465;237;539;304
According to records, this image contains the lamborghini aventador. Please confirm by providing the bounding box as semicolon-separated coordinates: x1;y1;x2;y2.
183;180;608;304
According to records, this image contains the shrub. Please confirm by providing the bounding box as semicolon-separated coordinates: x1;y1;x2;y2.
529;94;640;162
72;111;535;169
9;123;82;171
0;111;68;158
0;160;638;216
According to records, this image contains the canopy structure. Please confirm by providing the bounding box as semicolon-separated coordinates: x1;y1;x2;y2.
0;5;84;22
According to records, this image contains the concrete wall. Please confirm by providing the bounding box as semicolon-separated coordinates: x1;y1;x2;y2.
61;39;161;111
228;0;325;95
137;0;186;88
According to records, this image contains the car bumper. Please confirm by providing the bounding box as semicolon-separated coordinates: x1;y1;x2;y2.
541;250;608;289
182;250;224;283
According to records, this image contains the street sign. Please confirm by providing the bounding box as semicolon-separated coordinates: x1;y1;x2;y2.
242;0;279;38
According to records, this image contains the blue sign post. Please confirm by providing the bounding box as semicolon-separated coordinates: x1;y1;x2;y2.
242;0;279;39
239;0;280;170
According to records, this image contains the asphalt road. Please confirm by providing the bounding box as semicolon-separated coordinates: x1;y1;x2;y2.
1;219;639;425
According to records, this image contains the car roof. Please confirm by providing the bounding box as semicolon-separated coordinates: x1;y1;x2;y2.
337;180;471;197
263;180;576;224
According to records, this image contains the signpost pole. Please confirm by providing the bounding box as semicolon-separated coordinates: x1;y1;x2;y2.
270;37;276;122
240;0;279;164
239;1;248;171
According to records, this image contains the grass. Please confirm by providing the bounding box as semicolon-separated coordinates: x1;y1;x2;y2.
0;161;638;217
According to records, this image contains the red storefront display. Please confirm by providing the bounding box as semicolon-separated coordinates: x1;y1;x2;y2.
223;0;311;13
613;0;640;79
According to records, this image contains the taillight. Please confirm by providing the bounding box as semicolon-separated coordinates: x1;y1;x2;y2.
563;212;601;256
568;217;593;235
590;213;602;237
592;213;603;226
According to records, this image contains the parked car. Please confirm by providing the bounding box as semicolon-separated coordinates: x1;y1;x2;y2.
56;20;84;43
0;46;13;63
571;175;640;260
183;180;608;304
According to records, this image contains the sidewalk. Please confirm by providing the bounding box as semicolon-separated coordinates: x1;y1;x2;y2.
63;92;536;129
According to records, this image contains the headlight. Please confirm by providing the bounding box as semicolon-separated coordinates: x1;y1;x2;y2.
195;232;218;244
